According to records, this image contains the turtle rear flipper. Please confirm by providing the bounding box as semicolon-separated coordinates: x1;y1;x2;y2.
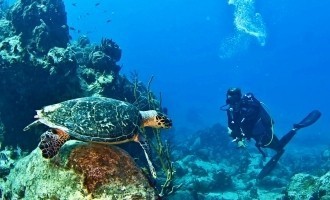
133;134;157;179
39;129;70;158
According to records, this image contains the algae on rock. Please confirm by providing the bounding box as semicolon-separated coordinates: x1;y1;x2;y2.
2;141;157;199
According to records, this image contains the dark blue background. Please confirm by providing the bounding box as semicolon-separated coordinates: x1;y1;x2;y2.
64;0;329;145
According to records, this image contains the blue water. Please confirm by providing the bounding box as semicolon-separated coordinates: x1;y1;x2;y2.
65;0;329;145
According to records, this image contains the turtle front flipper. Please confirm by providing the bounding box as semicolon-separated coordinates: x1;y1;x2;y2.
38;129;70;158
23;120;42;131
133;134;157;179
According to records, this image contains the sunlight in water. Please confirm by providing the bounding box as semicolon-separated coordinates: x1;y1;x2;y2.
219;0;267;59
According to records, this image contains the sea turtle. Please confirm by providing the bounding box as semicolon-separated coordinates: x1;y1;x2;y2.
24;96;172;178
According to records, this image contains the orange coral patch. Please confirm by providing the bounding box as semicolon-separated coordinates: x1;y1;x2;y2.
67;143;148;193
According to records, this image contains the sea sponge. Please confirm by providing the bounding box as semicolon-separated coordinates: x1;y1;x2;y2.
100;38;122;62
67;143;149;193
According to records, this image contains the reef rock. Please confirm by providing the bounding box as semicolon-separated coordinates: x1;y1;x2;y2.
318;171;330;199
0;118;4;146
1;0;162;152
8;0;69;54
2;141;156;199
0;148;16;178
286;172;330;199
0;19;12;41
287;173;319;199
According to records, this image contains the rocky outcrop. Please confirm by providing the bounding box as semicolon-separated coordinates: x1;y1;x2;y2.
8;0;69;54
0;0;159;150
284;172;330;200
2;141;156;199
0;0;165;198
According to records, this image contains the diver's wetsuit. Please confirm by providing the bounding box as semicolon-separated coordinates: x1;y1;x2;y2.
227;93;283;155
225;89;321;179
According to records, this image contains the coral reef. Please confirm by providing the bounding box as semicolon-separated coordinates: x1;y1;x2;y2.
212;169;233;190
0;0;82;150
0;148;16;178
175;154;235;196
100;38;122;63
283;171;330;200
0;0;172;198
169;123;330;199
0;118;4;147
0;0;159;150
0;18;12;41
286;173;319;199
8;0;69;54
2;141;156;199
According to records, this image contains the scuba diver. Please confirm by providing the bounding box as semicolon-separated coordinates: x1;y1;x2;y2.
221;87;321;179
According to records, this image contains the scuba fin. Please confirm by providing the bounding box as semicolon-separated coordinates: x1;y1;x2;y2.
257;149;284;180
257;110;321;180
293;110;321;129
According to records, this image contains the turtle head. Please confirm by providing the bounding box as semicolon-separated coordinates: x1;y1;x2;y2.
140;110;172;129
155;112;172;128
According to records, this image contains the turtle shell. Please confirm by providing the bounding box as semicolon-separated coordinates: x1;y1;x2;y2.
38;97;142;143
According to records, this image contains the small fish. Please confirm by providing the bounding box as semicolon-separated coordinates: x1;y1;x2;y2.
106;19;111;23
95;2;100;6
72;3;77;6
69;27;76;31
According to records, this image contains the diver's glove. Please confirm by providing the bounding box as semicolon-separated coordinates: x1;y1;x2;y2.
232;137;246;148
237;140;247;148
227;127;233;135
228;127;246;148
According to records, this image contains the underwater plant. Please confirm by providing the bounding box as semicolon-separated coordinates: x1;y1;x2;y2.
131;73;180;197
